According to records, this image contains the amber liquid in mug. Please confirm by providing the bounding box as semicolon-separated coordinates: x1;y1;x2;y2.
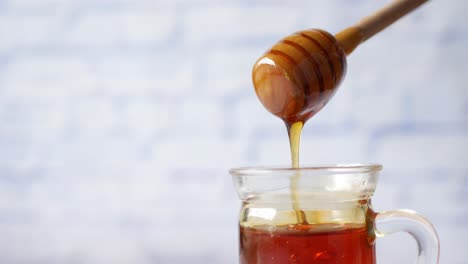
240;224;376;264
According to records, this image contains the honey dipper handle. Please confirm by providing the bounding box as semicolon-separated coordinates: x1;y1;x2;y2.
358;0;428;41
336;0;428;55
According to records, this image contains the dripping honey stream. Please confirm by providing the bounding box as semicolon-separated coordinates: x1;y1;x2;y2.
287;121;307;224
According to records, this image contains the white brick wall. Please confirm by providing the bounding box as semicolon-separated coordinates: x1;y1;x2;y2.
375;135;468;169
184;7;301;47
0;0;466;263
64;10;175;47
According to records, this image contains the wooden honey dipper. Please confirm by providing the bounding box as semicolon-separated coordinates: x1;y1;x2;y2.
253;0;428;126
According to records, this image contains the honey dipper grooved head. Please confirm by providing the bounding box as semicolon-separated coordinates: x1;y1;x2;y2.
252;29;347;125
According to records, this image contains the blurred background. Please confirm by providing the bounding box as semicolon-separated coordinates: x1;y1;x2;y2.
0;0;466;263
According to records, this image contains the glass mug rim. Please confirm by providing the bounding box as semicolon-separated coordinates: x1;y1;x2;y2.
231;163;383;203
230;163;382;176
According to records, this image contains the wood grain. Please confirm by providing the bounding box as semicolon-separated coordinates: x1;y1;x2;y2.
252;29;346;125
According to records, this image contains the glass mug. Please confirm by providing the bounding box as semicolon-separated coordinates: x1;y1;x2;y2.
230;164;439;264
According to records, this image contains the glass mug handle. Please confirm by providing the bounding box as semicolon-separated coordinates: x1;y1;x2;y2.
375;210;440;264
